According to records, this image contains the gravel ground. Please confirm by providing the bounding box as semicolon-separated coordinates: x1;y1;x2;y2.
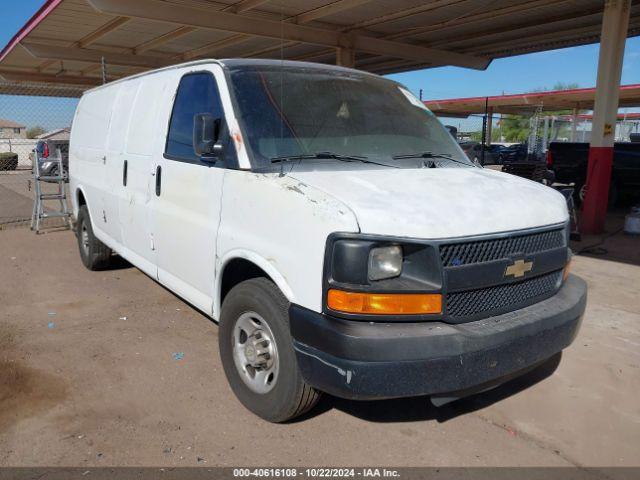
0;227;638;467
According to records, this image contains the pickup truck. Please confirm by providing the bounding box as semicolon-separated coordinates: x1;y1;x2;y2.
547;141;640;204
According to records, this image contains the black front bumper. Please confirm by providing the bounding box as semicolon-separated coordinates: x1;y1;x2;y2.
290;275;587;400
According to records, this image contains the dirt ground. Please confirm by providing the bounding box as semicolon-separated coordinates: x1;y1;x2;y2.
0;170;69;227
0;227;638;467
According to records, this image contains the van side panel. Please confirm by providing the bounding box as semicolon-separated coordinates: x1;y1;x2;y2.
150;66;226;315
69;85;117;239
103;82;137;245
117;75;169;277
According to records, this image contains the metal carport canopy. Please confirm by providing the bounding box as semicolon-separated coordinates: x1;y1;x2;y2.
424;84;640;117
1;0;640;88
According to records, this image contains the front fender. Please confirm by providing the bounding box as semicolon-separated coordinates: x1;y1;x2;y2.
215;171;359;317
214;249;295;320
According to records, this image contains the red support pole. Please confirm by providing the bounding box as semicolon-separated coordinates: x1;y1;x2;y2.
581;0;630;234
581;147;614;233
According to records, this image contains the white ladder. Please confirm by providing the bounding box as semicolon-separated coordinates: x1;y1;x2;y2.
30;148;71;233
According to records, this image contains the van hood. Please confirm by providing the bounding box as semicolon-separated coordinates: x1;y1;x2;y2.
287;166;568;239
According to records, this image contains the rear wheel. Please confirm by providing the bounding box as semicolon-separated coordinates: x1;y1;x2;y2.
219;278;320;422
76;205;112;270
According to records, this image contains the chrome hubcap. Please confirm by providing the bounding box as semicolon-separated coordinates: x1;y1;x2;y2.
232;311;278;394
579;184;587;202
81;224;90;255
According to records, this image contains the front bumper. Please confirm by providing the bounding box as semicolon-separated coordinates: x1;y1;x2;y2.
290;275;587;400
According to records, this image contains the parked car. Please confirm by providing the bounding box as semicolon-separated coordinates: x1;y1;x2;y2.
548;141;640;204
499;143;528;163
29;139;69;182
459;141;503;164
499;143;548;164
70;59;586;422
444;125;457;139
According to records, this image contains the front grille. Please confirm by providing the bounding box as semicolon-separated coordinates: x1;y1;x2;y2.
446;270;562;318
440;228;564;267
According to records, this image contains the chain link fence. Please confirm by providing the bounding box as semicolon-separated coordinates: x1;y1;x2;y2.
0;81;83;229
440;106;640;170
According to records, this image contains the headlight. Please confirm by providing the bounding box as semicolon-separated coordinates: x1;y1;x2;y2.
324;235;443;318
368;245;402;281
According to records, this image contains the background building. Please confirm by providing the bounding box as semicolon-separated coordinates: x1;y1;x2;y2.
0;118;26;138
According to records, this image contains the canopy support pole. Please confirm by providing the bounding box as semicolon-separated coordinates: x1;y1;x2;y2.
571;106;579;142
582;0;630;234
486;107;493;145
336;47;355;68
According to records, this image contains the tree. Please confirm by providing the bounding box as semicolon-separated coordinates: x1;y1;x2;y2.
536;82;580;93
26;126;46;139
499;115;531;142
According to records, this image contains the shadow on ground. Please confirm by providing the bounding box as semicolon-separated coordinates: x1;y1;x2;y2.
572;202;640;267
105;254;134;270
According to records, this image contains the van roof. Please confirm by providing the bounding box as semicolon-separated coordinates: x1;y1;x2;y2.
82;58;375;95
220;58;372;74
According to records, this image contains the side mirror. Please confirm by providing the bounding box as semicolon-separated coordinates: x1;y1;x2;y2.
193;113;223;159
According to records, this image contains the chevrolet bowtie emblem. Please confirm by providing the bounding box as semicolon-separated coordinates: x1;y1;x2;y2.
505;259;533;278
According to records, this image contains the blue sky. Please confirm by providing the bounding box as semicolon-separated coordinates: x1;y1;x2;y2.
1;0;639;130
1;0;47;54
390;40;640;100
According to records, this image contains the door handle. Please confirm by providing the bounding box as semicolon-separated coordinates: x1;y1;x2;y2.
123;160;128;186
155;165;162;196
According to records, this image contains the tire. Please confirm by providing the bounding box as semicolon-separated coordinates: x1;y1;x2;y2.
76;205;113;270
575;180;618;208
51;165;69;183
219;277;320;422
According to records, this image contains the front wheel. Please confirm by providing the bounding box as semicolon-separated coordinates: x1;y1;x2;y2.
219;278;320;422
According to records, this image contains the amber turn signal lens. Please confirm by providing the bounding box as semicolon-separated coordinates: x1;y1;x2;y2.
327;289;442;315
563;259;572;281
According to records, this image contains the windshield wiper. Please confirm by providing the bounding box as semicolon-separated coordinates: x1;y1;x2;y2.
271;151;399;168
392;151;473;167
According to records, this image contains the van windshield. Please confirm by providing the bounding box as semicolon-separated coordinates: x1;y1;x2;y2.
227;65;472;169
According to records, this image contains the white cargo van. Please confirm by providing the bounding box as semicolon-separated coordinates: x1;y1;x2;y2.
70;59;586;422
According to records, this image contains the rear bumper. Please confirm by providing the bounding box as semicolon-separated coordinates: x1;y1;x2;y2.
290;275;587;400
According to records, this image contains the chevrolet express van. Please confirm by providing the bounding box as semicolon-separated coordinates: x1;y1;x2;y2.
70;59;587;422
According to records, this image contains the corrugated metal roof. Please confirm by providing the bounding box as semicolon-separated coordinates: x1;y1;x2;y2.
424;84;640;117
0;0;638;93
